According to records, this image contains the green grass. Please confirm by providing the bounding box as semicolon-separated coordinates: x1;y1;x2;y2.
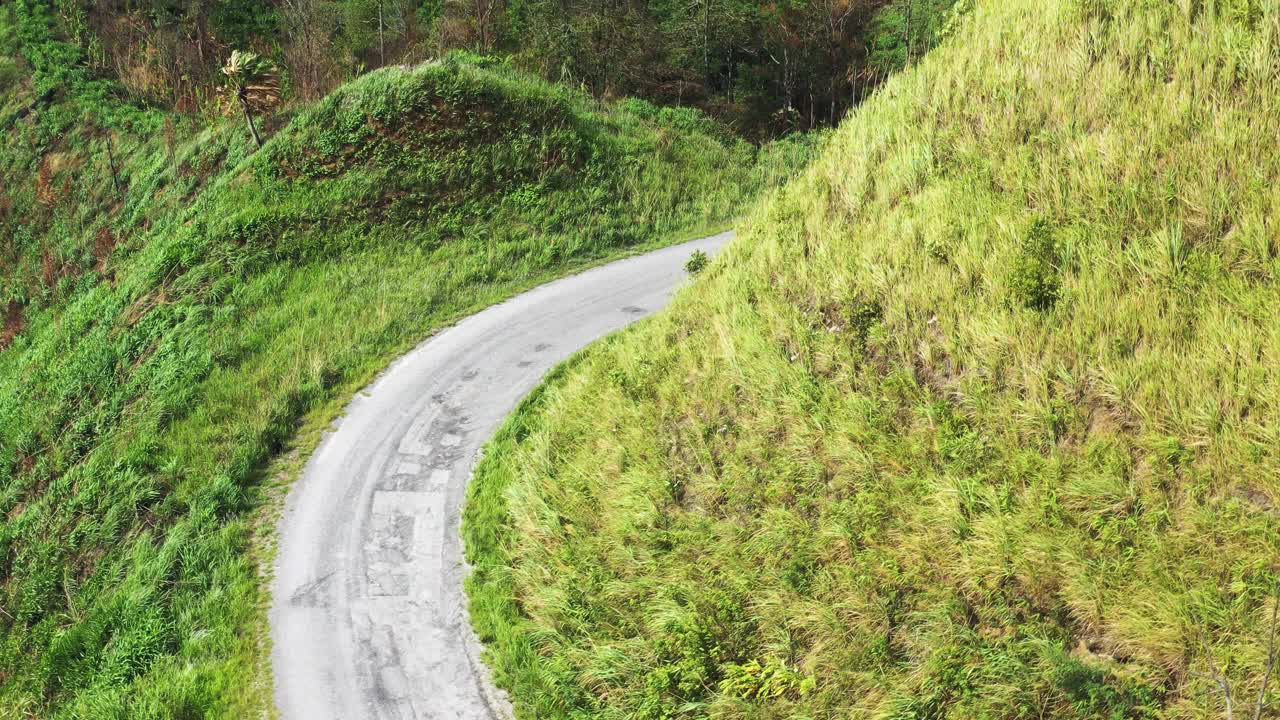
0;6;821;714
464;0;1280;718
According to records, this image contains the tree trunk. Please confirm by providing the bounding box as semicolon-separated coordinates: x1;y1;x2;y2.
104;132;122;198
378;0;386;66
241;98;263;149
727;54;733;103
703;0;710;80
903;0;914;67
783;46;792;112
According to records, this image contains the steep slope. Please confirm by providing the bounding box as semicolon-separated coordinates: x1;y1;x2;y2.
0;3;818;715
465;0;1280;718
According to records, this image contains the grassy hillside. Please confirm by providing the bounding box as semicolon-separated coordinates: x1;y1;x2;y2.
0;3;819;715
465;0;1280;718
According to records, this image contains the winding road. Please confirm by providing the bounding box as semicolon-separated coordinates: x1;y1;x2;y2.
270;232;732;719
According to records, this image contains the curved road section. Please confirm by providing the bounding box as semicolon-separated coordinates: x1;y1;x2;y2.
271;232;732;720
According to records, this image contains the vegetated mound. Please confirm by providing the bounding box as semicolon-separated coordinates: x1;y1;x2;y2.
465;0;1280;718
0;7;818;714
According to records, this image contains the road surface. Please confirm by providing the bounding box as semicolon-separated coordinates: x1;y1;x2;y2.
270;232;732;719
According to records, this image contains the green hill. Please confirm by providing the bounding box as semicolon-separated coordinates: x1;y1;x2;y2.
465;0;1280;717
0;3;817;715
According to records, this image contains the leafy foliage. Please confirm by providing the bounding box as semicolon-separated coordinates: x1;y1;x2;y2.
1008;218;1061;310
221;50;281;115
38;0;962;136
684;250;710;274
719;658;816;701
222;49;281;147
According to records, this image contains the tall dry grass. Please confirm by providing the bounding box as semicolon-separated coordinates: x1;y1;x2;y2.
466;0;1280;717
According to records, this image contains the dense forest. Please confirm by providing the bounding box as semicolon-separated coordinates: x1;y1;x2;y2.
44;0;958;135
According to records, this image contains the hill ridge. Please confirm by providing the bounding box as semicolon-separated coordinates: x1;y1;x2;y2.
464;0;1280;717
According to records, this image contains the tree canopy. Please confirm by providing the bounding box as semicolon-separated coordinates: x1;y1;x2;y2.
46;0;958;136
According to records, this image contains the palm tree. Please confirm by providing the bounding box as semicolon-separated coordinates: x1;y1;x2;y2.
222;50;281;149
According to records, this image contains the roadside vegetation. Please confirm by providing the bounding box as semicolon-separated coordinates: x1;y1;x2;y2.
465;0;1280;717
0;2;821;715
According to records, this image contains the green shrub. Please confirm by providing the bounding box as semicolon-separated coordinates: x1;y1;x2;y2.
0;57;19;89
719;658;816;702
1008;218;1061;310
